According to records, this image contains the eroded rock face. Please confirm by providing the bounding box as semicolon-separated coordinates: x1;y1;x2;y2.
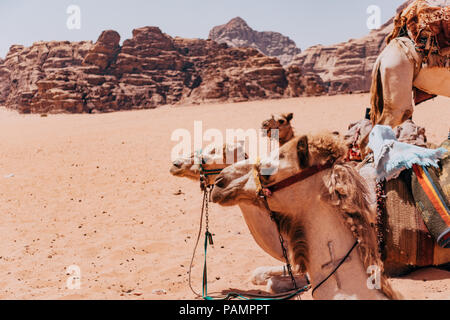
84;30;121;71
289;0;414;95
0;26;325;113
284;65;327;97
175;38;289;104
3;41;94;113
289;23;393;95
209;17;302;66
0;57;10;104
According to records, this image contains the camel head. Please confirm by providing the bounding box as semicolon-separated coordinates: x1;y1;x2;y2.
211;132;348;206
261;133;348;186
210;158;256;206
170;142;247;185
261;113;294;146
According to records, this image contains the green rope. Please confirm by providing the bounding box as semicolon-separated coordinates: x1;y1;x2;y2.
194;183;310;301
201;230;309;301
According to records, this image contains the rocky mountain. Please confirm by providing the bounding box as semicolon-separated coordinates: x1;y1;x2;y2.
209;17;301;66
0;1;416;113
0;27;324;114
289;0;414;94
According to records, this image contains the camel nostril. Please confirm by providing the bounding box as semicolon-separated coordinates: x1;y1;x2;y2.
173;161;182;168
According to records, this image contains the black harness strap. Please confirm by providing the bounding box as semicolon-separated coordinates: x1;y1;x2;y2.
311;240;359;297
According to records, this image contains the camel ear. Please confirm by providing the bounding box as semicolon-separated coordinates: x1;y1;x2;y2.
297;135;309;169
284;113;293;122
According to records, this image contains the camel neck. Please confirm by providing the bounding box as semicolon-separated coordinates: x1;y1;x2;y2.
303;205;386;300
237;202;285;262
280;129;294;146
266;175;387;300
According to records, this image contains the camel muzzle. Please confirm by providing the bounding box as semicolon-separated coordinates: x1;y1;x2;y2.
170;161;186;176
210;177;231;204
210;186;225;204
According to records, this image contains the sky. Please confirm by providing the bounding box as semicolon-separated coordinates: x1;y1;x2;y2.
0;0;406;58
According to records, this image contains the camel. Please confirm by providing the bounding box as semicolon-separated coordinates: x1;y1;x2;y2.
211;133;450;299
261;113;295;147
170;142;307;292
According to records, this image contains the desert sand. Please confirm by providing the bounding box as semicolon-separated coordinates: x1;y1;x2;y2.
0;93;449;300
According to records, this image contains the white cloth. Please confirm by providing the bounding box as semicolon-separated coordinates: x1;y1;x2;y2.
368;125;447;181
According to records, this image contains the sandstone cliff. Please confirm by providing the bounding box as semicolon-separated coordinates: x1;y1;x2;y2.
289;23;393;94
209;17;301;66
0;57;10;104
289;0;415;94
0;27;324;113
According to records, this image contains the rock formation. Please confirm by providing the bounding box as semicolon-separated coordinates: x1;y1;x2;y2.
0;1;414;113
0;57;10;104
209;17;301;66
289;22;394;95
289;0;415;94
2;40;94;113
0;26;325;113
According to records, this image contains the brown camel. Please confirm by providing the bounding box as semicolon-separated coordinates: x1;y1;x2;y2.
261;113;295;147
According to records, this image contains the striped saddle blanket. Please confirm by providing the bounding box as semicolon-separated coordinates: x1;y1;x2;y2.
412;138;450;248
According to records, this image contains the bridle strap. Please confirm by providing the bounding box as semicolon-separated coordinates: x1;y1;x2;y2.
264;162;333;194
198;150;248;179
201;168;223;176
252;157;263;196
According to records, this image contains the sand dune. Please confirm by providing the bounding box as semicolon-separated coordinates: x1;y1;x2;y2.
0;93;449;299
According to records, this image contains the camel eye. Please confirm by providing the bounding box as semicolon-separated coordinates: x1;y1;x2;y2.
278;119;285;125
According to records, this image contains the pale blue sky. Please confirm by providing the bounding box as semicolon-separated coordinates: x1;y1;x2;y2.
0;0;406;58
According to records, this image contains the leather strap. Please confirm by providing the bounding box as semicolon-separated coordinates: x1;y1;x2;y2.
266;162;333;194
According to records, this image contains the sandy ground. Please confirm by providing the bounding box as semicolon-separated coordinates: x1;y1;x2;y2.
0;93;449;300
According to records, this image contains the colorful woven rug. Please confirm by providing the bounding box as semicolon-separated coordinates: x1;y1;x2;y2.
412;138;450;248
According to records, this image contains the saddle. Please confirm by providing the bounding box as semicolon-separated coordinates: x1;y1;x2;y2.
344;118;429;161
411;138;450;248
358;135;450;276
